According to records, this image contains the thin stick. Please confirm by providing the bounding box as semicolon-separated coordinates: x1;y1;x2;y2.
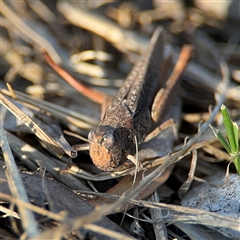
41;49;106;105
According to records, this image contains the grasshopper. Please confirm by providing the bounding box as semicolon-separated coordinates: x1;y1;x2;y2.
88;27;166;171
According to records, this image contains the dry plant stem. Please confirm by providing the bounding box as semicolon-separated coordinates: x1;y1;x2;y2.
2;184;238;235
130;208;143;236
0;38;43;84
76;190;240;233
0;193;65;222
82;224;135;240
6;83;17;99
66;120;240;181
178;149;198;199
27;0;70;48
64;130;90;143
146;44;193;140
0;1;60;63
57;1;147;53
173;222;213;240
58;4;213;80
31;195;135;240
34;223;134;240
146;119;177;142
81;191;240;231
0;171;129;238
41;49;106;105
0;123;39;238
88;163;175;210
143;119;240;172
0;205;20;219
4;131;90;191
184;59;239;103
39;166;54;212
151;44;194;123
0;89;97;130
202;145;230;162
58;1;239;105
0;93;75;158
149;192;168;240
27;0;56;22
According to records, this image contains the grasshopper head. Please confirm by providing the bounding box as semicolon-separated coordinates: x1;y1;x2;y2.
88;126;123;171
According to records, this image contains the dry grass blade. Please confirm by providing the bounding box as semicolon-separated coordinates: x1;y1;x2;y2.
0;122;38;238
149;193;168;240
178;149;198;198
0;170;130;239
33;223;134;240
0;192;64;222
4;131;90;190
1;88;98;130
151;44;194;123
0;1;60;63
30;195;135;240
80;190;240;232
0;93;76;158
67;120;240;181
57;1;146;53
82;224;135;240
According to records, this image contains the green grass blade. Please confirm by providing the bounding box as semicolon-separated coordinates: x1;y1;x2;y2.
233;155;240;174
209;124;231;154
232;122;239;152
221;104;237;152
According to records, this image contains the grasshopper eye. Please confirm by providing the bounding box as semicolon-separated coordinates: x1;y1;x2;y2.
88;130;94;141
103;133;115;149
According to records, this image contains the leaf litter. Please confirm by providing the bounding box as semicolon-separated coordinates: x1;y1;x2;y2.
0;1;239;239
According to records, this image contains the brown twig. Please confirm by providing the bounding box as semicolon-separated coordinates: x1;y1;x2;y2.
41;48;106;105
152;44;194;121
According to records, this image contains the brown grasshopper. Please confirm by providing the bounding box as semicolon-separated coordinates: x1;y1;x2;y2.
88;27;166;171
